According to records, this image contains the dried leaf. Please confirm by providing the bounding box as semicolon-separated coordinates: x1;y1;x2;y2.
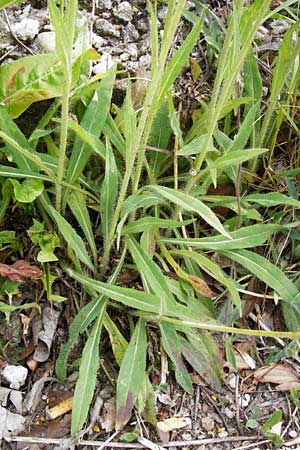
157;417;191;433
254;363;299;385
275;382;300;392
188;275;214;298
47;397;73;420
100;397;116;432
0;260;42;282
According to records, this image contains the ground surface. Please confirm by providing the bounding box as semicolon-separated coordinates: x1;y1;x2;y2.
0;1;300;449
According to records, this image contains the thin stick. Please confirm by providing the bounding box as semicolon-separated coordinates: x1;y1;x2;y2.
3;9;34;55
5;435;263;448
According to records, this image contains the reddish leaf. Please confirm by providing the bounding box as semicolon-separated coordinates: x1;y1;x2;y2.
0;260;42;282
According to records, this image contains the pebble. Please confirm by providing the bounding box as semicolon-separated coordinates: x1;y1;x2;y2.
2;365;28;390
218;430;228;438
114;1;133;22
93;52;114;75
95;19;120;38
12;18;39;41
92;33;105;51
288;430;298;438
201;416;215;431
127;43;138;59
228;373;237;389
224;407;235;419
37;31;56;53
238;393;251;407
139;54;151;68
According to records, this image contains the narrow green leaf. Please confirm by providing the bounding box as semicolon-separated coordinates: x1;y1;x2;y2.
127;236;177;314
68;191;97;264
177;134;216;156
49;205;95;271
66;119;106;159
227;102;261;152
101;142;118;243
0;165;49;181
157;10;205;107
67;268;161;314
116;319;147;430
123;80;137;167
148;185;230;237
212;148;268;169
65;70;116;188
244;192;300;208
56;251;126;382
221;249;299;304
159;322;193;394
71;302;106;437
180;331;223;392
160;224;282;250
122;217;194;235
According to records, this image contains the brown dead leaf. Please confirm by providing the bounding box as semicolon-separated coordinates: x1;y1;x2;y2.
100;397;116;432
0;260;42;282
47;397;73;420
157;417;191;433
275;382;300;392
254;363;299;385
188;275;214;298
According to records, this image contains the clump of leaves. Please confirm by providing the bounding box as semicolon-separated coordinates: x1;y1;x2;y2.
0;0;299;440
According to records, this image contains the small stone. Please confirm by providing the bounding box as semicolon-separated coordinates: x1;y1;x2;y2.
228;373;237;389
37;32;56;53
238;393;250;407
127;43;138;59
12;18;39;41
92;33;105;51
288;429;297;438
201;416;214;431
114;1;133;22
93;52;114;75
158;5;168;21
2;365;28;390
96;19;120;38
139;54;151;68
125;23;139;42
218;430;228;438
120;53;129;62
224;407;235;419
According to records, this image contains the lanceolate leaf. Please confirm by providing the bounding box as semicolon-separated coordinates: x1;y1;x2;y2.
101;142;118;243
244;192;300;208
148;185;230;237
67;268;161;314
212;148;268;169
116;319;147;430
122;217;194;235
159;322;193;394
71;302;106;437
160;224;282;250
65;69;116;189
127;236;177;314
56;250;126;382
104;313;128;366
68;191;97;264
180;332;223;392
221;249;298;304
49;205;95;272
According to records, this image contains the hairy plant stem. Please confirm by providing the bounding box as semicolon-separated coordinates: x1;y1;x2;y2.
55;75;71;213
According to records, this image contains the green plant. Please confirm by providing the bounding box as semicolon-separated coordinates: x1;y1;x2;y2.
0;0;300;441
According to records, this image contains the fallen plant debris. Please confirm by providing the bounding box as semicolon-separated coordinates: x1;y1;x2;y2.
0;260;42;282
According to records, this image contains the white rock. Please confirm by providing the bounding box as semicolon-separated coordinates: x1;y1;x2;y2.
224;407;235;419
238;393;251;407
115;1;133;22
37;32;56;53
127;43;138;58
93;52;114;75
288;429;297;438
12;18;39;41
92;32;105;51
218;430;228;438
228;373;237;389
2;365;28;390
